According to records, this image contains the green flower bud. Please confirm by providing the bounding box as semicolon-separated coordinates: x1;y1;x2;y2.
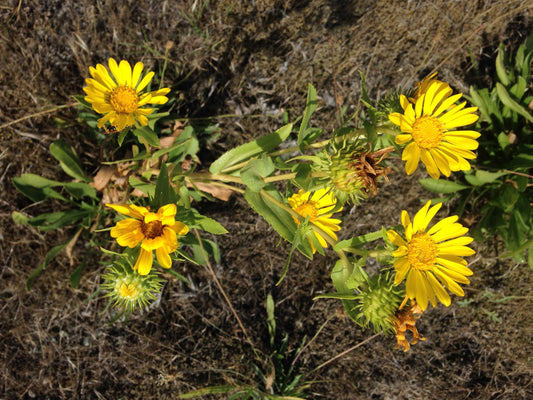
101;260;164;316
353;273;403;334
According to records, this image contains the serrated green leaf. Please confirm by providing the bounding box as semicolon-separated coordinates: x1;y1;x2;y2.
209;123;293;174
419;178;469;193
50;140;88;182
297;84;318;150
334;229;385;251
496;82;533;122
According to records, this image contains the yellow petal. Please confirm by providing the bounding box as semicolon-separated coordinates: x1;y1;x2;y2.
393;257;410;284
402;142;420;175
136;71;155;92
420;148;440;179
134;248;153;275
118;60;133;86
156;247;172;269
132;61;144;88
426;270;451;306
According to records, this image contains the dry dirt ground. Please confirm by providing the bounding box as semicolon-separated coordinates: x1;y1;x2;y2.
1;1;533;399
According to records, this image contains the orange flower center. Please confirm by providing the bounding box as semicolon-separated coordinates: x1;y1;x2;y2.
142;220;163;239
407;232;438;270
294;202;318;223
109;86;139;114
411;116;444;149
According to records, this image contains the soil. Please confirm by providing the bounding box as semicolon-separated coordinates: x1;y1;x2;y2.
1;1;532;399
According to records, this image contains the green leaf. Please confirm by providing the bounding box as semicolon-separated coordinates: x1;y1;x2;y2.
473;170;507;185
12;177;49;202
178;386;234;399
209;123;293;174
70;263;84;289
49;140;88;182
64;182;98;199
495;44;511;86
133;125;160;147
297;84;318;150
496;82;533;122
243;184;313;259
151;163;178;210
240;155;275;192
26;242;69;290
12;211;29;225
510;75;527;99
330;259;366;323
187;211;228;234
419;178;469;193
128;176;155;198
117;129;128;146
468;86;492;123
15;173;64;188
497;184;520;212
27;209;89;231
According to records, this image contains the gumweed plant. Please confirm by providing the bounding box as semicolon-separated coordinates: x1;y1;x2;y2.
13;54;484;353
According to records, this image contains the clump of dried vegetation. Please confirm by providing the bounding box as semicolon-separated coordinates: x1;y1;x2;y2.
1;1;532;399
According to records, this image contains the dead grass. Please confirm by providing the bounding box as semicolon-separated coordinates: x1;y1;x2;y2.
1;0;532;399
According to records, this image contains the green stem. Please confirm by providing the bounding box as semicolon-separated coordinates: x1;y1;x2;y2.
219;127;369;175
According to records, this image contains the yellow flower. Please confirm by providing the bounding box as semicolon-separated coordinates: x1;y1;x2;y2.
83;58;171;131
287;188;342;253
386;201;475;310
107;203;189;275
388;80;480;179
408;72;450;103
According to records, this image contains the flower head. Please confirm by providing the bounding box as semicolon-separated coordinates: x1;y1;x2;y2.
101;260;164;314
325;141;393;204
287;188;342;253
388;80;480;179
386;201;475;310
83;58;171;131
107;203;189;275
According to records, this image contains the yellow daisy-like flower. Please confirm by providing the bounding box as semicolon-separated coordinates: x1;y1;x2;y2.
83;58;171;131
386;201;475;310
388;80;480;179
408;72;450;103
107;203;189;275
287;188;342;253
